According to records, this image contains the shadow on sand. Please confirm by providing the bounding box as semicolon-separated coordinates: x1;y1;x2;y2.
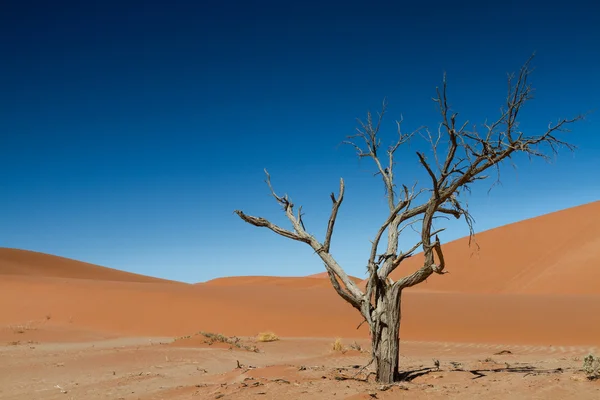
335;363;566;383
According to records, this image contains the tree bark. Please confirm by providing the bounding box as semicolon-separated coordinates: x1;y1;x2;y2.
371;285;402;383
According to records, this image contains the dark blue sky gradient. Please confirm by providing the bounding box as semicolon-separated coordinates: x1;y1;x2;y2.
1;1;598;282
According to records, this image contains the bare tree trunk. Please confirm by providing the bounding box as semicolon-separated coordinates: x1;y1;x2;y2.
371;286;402;384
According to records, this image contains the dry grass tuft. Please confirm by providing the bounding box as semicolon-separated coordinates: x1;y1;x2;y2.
332;338;345;352
256;331;279;342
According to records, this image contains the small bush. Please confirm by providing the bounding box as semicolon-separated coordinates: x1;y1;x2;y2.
256;332;279;342
332;338;345;352
583;353;600;379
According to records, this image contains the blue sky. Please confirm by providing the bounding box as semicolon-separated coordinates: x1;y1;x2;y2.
1;1;598;283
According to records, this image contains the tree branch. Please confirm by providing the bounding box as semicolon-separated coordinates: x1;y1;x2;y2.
391;54;582;290
395;235;447;290
235;170;366;310
323;178;345;253
234;211;311;244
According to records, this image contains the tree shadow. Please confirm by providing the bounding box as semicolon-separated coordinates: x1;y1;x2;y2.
335;365;437;383
397;364;566;382
397;367;436;382
456;365;564;380
334;362;566;384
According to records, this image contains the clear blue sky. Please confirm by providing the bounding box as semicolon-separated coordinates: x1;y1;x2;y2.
1;0;598;283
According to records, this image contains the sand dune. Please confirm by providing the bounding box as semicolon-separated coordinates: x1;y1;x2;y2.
0;248;178;283
2;273;600;347
371;200;600;295
1;201;599;350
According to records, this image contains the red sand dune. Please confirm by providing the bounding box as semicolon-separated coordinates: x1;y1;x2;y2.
0;248;178;283
1;201;599;348
364;200;600;295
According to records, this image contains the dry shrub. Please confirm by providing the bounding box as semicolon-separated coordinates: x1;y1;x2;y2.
200;332;230;344
256;331;279;342
583;354;600;379
196;331;259;352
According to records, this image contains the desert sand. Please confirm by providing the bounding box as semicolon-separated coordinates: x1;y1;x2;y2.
1;201;599;399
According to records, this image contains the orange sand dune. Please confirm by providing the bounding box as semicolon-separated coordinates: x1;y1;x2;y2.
370;201;600;295
1;201;600;349
0;247;178;283
1;273;600;347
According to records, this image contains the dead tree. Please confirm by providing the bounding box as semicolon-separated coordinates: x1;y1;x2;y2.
234;56;583;384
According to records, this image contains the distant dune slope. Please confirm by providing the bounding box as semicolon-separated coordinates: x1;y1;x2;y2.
307;271;364;283
203;274;362;288
0;248;177;283
367;201;600;295
2;201;599;347
1;274;599;347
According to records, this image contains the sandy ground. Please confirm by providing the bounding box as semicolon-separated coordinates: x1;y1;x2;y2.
1;201;600;398
1;334;599;400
